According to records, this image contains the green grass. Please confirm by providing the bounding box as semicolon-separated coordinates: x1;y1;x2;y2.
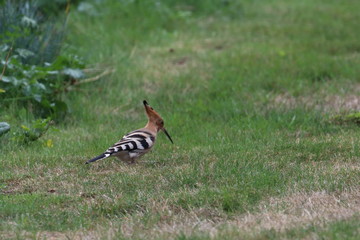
1;0;360;239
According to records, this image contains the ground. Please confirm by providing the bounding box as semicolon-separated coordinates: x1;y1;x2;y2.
1;0;360;239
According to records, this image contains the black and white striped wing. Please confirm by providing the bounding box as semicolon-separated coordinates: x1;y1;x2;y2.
85;130;155;164
106;130;155;156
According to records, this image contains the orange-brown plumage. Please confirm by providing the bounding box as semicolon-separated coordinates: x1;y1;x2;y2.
143;100;173;143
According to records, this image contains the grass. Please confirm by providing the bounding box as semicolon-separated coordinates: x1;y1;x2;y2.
1;0;360;239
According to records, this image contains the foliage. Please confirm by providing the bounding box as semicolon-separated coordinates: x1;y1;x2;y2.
0;0;86;140
0;0;65;64
10;118;51;143
0;0;85;110
0;45;85;119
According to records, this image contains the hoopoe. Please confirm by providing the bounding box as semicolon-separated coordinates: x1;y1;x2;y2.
85;100;173;164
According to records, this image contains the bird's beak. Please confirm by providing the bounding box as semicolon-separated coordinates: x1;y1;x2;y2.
162;128;173;144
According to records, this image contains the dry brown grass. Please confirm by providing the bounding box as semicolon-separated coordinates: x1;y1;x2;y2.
233;190;360;231
3;189;358;239
112;189;360;239
1;230;100;240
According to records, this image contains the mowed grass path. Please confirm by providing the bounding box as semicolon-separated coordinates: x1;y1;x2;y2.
1;0;360;239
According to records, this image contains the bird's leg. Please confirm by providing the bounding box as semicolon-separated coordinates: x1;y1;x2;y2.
115;153;133;164
128;158;136;164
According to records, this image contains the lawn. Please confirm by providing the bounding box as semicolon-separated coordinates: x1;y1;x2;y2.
1;0;360;239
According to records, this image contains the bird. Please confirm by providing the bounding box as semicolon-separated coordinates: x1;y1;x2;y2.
85;100;173;164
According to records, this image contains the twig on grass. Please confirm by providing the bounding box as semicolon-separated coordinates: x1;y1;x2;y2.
73;68;116;86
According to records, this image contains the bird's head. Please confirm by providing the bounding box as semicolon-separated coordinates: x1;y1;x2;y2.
143;100;173;144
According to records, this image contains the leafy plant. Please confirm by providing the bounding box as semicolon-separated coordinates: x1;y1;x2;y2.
0;0;66;65
0;1;88;143
0;0;86;120
1;45;85;119
11;118;52;143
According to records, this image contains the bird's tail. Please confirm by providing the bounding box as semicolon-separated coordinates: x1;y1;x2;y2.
85;153;110;164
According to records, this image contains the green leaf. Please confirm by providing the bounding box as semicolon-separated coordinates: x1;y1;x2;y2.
13;118;51;143
40;99;52;109
0;122;11;136
0;44;10;52
0;88;5;93
62;68;84;79
33;118;50;129
21;16;38;28
15;48;35;59
50;100;68;120
21;125;30;131
33;94;42;103
1;76;13;83
1;76;20;86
